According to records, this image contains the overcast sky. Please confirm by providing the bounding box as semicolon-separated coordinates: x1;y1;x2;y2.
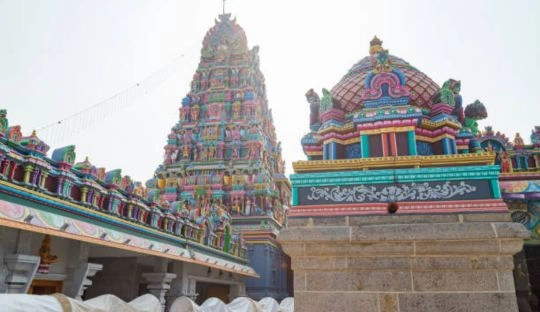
1;0;539;182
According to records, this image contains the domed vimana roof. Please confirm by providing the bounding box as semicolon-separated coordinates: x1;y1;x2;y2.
331;37;440;112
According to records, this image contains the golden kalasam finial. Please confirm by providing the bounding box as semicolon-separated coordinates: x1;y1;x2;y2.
369;36;383;55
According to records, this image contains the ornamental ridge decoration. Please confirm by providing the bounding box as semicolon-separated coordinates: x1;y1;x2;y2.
306;181;476;203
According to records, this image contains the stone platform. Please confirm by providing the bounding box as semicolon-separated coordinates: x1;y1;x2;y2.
279;213;529;312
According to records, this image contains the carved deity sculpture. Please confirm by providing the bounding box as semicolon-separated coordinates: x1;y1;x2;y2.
232;100;242;119
39;235;58;265
191;104;200;121
531;126;540;147
230;68;239;88
182;144;190;160
245;198;252;215
217;143;224;159
498;151;513;173
248;142;260;159
192;145;199;161
439;80;456;106
171;149;179;162
232;197;241;215
319;88;334;113
179;107;189;122
463;100;487;135
232;144;239;160
200;71;209;90
232;126;241;141
216;35;229;63
200;147;208;161
208;145;216;160
514;133;525;148
305;89;321;128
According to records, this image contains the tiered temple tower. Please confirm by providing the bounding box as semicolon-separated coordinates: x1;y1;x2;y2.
149;14;291;300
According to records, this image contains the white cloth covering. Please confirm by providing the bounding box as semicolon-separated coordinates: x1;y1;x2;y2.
0;293;161;312
0;294;63;312
279;298;294;312
168;297;294;312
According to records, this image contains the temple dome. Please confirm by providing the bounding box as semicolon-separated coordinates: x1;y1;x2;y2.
331;46;440;112
200;14;249;61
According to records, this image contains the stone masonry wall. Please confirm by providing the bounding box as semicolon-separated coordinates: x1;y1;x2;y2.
279;213;529;312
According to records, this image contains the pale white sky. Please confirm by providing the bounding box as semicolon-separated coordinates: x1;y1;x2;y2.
1;0;539;182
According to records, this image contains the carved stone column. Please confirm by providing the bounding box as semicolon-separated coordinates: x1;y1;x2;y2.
63;262;103;299
229;282;247;300
3;254;40;293
143;272;177;312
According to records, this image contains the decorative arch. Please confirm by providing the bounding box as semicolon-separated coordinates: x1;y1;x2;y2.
362;72;410;101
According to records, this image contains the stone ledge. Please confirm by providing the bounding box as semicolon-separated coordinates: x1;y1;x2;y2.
304;242;414;256
281;221;528;244
286;212;512;228
351;223;498;241
492;222;530;239
350;214;460;226
305;271;412;291
279;226;350;242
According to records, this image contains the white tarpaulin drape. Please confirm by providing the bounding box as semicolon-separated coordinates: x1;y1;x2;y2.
0;294;293;312
169;297;294;312
0;293;161;312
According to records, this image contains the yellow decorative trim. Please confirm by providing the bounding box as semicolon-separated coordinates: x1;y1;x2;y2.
305;151;323;156
421;119;462;130
245;240;280;248
360;126;415;135
292;152;496;172
416;134;455;143
500;171;540;177
323;137;360;145
317;123;355;135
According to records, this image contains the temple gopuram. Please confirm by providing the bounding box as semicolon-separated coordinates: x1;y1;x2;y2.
279;37;529;312
147;14;291;300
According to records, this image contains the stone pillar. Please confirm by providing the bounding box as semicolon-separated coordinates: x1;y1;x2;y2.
3;254;40;293
64;262;103;299
143;272;177;312
407;131;417;156
361;134;370;158
229;282;247;300
279;213;529;312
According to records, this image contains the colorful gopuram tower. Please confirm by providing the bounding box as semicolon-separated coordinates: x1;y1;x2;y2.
150;14;291;300
279;38;528;312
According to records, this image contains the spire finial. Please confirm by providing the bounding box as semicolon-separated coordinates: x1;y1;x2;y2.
223;0;226;15
369;36;384;55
